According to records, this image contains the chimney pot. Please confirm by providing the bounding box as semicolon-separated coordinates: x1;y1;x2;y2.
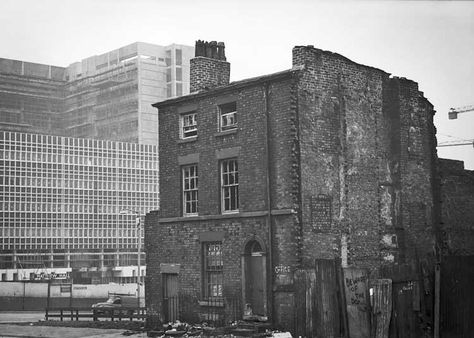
190;40;230;92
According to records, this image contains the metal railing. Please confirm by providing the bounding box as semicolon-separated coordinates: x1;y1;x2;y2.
163;294;241;326
45;307;147;321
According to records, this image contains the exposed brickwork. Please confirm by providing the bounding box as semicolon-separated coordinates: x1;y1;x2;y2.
190;57;230;92
439;159;474;255
292;46;438;273
147;44;439;330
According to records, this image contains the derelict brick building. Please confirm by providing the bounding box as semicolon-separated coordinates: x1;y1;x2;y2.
145;41;438;327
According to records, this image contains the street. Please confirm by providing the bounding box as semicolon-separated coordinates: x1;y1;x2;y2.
0;311;45;324
0;312;147;338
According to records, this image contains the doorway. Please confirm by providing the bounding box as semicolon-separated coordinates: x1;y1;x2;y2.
242;239;267;316
162;273;179;322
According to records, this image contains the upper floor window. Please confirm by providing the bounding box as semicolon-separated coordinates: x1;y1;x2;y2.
183;164;198;216
219;102;237;132
180;112;197;139
221;159;239;213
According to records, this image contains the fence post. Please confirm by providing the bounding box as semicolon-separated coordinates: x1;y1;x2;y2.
434;263;440;338
45;308;49;321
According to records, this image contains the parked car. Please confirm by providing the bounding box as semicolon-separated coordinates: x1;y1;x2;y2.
92;294;138;315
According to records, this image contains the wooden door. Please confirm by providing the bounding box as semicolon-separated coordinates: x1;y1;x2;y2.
248;254;265;315
162;273;179;322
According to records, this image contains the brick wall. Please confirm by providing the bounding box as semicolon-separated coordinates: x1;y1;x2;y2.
390;78;438;263
292;46;438;271
190;57;230;92
148;44;439;329
149;74;301;323
439;159;474;255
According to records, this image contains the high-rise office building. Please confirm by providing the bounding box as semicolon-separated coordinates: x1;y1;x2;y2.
0;42;192;282
0;42;194;144
0;131;158;282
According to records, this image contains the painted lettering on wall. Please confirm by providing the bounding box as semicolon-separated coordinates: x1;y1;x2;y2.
344;269;368;306
274;265;291;274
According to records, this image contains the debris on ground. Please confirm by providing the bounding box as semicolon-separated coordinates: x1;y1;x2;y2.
144;320;291;337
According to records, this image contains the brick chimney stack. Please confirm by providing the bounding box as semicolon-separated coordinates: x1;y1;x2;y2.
190;40;230;92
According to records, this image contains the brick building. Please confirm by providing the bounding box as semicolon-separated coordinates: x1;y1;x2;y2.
439;159;474;255
145;41;439;328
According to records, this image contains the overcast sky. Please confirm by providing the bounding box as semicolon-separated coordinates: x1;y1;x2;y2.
1;0;473;169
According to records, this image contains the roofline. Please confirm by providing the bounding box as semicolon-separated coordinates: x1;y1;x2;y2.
152;66;303;109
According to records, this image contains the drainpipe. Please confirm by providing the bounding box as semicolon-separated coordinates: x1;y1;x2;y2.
263;82;274;322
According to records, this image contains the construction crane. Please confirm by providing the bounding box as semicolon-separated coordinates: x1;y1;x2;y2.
448;105;474;119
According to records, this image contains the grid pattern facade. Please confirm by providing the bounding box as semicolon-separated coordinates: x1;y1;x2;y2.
0;42;194;146
0;131;159;278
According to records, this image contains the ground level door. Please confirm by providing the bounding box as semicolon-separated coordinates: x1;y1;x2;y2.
162;273;179;322
243;240;267;316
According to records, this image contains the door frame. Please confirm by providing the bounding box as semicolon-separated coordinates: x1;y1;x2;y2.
241;237;268;317
160;263;180;323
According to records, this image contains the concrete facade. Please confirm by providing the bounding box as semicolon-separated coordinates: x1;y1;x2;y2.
0;42;192;283
0;131;158;283
145;43;439;328
0;42;194;145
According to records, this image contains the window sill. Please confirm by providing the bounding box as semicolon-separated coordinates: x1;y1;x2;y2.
178;137;197;144
214;129;237;137
222;210;239;215
198;299;224;307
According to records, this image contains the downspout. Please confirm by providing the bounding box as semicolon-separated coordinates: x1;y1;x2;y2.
263;82;274;322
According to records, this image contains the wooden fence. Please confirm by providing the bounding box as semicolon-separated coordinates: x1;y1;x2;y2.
163;294;242;326
293;259;435;338
440;255;474;337
294;259;344;338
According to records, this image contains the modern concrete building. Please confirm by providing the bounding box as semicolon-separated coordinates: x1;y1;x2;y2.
0;131;159;283
0;42;192;282
0;42;194;145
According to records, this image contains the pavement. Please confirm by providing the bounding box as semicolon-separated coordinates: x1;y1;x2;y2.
0;312;148;338
0;312;45;324
0;324;134;338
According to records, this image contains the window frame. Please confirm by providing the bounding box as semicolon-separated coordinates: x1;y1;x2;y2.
202;242;223;299
182;164;198;216
180;112;197;139
218;102;237;132
220;158;239;213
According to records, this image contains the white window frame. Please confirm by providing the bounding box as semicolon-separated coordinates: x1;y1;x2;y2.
182;164;198;216
221;159;239;213
219;102;237;132
180;112;197;139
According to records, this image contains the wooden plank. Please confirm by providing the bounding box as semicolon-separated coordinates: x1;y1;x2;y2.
306;269;316;336
371;279;392;338
316;259;340;338
294;269;307;337
343;267;370;338
440;255;474;337
336;263;349;338
434;264;439;338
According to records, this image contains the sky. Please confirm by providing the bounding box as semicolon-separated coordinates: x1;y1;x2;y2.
1;0;473;169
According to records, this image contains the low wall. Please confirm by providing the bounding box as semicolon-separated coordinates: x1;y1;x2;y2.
0;282;144;311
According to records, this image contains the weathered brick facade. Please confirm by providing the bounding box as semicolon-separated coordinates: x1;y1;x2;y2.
145;44;439;328
439;159;474;255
